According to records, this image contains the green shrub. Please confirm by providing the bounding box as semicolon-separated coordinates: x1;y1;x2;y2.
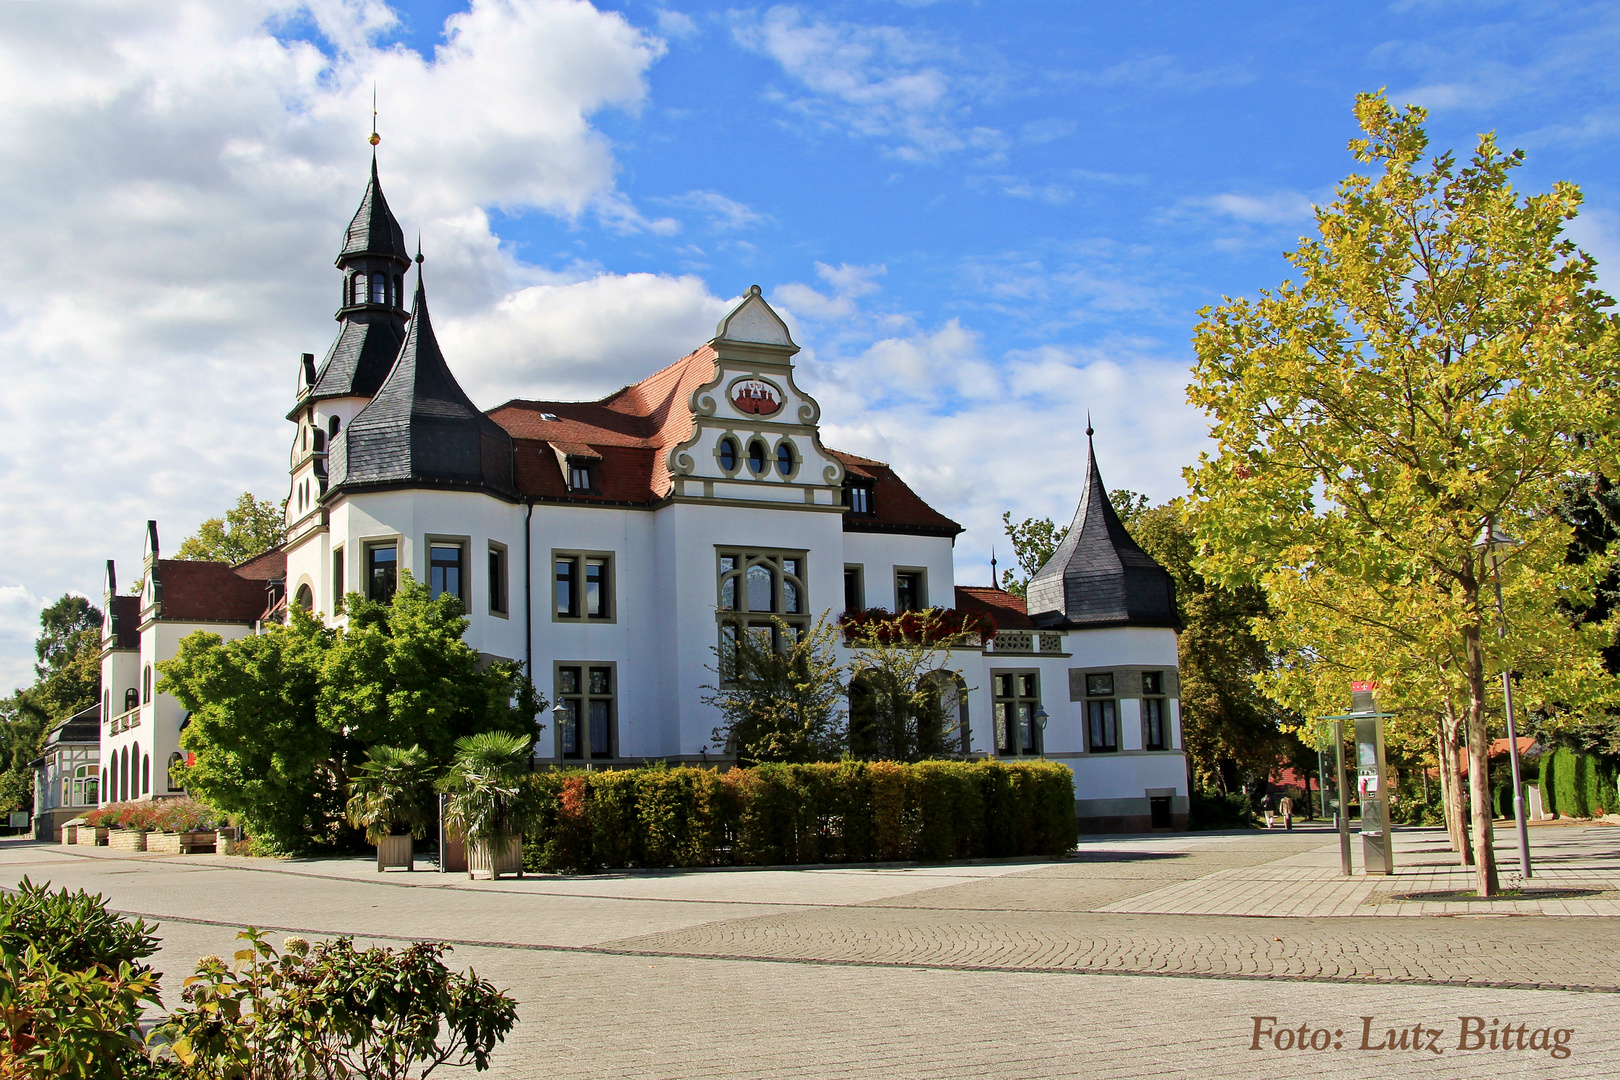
1188;788;1254;830
1540;746;1619;818
520;759;1077;872
0;880;164;1080
157;930;517;1080
0;878;159;974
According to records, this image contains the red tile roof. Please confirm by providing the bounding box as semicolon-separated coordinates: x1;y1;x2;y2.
487;353;959;534
489;346;717;501
954;586;1037;630
156;549;285;623
832;450;962;537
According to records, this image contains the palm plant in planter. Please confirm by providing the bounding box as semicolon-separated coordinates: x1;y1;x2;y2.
438;732;536;880
346;744;437;872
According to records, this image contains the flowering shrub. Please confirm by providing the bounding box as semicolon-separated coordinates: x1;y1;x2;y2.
83;798;218;833
837;606;998;644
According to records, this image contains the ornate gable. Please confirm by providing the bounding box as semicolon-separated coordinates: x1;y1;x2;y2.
665;287;844;504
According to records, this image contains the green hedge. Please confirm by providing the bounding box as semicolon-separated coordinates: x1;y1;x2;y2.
522;760;1078;873
1538;747;1619;819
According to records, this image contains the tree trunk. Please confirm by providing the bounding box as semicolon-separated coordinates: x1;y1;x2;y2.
1437;706;1472;865
1463;614;1500;896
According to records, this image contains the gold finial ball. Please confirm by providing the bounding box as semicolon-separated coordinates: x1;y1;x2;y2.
369;132;380;146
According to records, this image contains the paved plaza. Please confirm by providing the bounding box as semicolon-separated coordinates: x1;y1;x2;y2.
4;824;1617;1078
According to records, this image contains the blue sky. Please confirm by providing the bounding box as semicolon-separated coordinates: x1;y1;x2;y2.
1;0;1617;689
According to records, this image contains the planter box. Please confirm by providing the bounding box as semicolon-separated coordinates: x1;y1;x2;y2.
106;829;148;852
146;830;218;855
60;825;78;845
466;834;523;880
439;833;467;874
74;826;108;847
376;833;415;872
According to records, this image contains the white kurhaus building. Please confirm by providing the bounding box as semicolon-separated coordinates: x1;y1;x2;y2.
100;157;1191;832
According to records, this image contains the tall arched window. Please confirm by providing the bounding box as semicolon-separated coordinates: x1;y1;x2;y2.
329;415;341;440
141;753;150;796
352;273;366;305
103;689;110;717
119;746;130;802
101;767;109;804
142;664;152;704
168;753;185;793
124;688;137;711
371;273;388;305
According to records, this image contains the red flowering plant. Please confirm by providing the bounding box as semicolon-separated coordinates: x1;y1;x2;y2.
837;607;997;646
83;801;160;831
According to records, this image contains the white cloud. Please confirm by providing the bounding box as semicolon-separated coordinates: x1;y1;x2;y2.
654;8;699;40
445;272;733;403
772;262;886;320
1190;191;1316;225
730;6;1004;160
802;326;1210;585
0;586;47;696
0;0;667;679
658;190;768;232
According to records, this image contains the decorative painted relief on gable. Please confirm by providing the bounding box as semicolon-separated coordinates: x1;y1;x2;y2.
729;377;782;416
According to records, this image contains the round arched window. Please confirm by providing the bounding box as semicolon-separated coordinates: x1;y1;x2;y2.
747;440;767;475
294;584;314;610
776;442;794;476
328;415;341;440
718;437;737;472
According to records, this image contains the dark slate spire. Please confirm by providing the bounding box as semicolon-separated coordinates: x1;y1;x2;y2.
327;266;516;499
340;153;410;263
1025;434;1178;630
293;154;412;416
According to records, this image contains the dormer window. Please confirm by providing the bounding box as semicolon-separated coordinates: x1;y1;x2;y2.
718;437;738;472
844;482;874;515
568;460;596;491
747;440;767;475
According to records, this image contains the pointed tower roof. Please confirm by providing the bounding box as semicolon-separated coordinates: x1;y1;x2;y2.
339;154;410;265
1025;432;1178;630
328;269;516;499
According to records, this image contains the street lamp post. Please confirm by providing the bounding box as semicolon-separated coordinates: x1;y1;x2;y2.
1474;522;1533;880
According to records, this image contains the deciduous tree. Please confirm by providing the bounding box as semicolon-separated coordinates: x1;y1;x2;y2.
1186;93;1620;894
175;492;287;564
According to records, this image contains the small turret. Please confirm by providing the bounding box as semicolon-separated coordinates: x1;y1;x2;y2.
328;258;515;499
291;153;412;418
1026;430;1178;629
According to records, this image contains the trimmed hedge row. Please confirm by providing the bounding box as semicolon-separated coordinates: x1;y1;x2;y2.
522;760;1078;873
1536;747;1618;819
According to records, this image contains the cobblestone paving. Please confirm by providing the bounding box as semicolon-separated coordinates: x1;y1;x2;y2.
6;827;1617;1078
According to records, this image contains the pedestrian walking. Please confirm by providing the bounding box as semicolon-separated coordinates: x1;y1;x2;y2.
1279;795;1293;831
1263;797;1275;829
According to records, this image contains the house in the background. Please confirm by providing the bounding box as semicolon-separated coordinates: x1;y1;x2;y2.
96;538;286;810
95;153;1190;832
30;703;101;841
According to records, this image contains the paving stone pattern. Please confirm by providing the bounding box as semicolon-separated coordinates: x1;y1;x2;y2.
4;825;1617;1079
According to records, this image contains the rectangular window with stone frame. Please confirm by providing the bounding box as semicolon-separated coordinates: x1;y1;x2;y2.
553;552;614;622
1142;670;1169;751
1085;671;1118;753
555;662;615;760
993;670;1041;756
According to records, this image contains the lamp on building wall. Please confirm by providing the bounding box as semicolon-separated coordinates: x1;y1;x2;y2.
1033;707;1049;731
1473;520;1533;879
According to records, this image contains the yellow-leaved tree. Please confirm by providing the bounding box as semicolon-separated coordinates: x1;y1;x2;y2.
1186;92;1620;896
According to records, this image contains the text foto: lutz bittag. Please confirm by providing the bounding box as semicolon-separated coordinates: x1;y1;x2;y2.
1249;1016;1574;1058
